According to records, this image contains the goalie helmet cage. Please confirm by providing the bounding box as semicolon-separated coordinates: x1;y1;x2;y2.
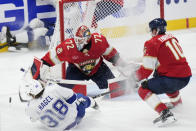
57;0;164;43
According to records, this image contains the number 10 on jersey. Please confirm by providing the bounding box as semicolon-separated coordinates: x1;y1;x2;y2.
166;39;184;60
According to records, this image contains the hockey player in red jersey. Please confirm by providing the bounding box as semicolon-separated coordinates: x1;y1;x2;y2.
31;25;125;90
134;18;192;126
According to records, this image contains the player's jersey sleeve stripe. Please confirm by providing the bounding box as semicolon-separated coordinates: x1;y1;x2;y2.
66;94;77;104
143;56;157;70
103;45;113;56
49;48;61;65
136;56;157;80
103;46;118;62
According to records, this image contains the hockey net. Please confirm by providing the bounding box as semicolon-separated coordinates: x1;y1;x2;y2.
49;0;162;49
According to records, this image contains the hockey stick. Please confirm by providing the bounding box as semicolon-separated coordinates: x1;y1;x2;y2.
19;68;33;103
18;89;29;102
0;43;9;49
92;86;126;99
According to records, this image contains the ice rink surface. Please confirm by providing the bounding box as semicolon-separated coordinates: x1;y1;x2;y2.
0;28;196;131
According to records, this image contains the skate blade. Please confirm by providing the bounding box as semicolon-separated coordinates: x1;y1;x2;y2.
8;47;29;52
154;116;177;127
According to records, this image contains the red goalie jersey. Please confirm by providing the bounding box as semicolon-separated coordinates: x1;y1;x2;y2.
136;34;192;81
42;33;118;76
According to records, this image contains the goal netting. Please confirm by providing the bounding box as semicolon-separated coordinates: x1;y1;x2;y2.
49;0;161;49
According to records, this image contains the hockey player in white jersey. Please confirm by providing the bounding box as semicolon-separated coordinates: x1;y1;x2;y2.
0;0;57;52
0;18;52;52
25;79;99;130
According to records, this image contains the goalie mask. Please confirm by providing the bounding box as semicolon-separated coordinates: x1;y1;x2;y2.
74;25;91;50
26;79;44;98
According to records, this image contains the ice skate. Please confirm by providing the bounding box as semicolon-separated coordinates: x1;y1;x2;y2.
1;27;28;52
8;43;29;52
0;26;20;52
2;26;16;45
153;109;177;127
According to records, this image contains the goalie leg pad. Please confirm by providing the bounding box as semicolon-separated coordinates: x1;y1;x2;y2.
73;85;87;96
31;57;51;81
31;57;42;80
57;83;87;96
109;80;129;98
108;78;132;98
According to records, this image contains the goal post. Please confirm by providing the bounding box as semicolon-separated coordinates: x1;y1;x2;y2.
59;0;92;42
160;0;164;19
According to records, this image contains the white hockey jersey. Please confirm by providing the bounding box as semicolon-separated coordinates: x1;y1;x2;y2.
26;83;79;131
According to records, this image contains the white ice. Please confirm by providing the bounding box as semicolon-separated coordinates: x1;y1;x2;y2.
0;28;196;131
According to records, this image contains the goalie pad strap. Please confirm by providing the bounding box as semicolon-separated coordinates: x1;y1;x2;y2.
57;83;87;96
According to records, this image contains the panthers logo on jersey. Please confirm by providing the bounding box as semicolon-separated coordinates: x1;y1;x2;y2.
78;59;96;75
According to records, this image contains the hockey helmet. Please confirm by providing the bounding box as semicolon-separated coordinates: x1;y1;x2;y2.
26;79;44;98
74;25;91;50
149;18;167;35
